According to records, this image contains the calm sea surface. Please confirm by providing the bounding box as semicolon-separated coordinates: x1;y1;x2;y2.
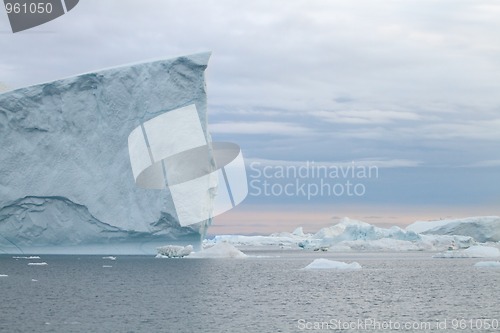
1;251;499;333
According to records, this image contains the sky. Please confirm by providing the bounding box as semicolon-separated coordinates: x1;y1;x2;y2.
1;0;499;234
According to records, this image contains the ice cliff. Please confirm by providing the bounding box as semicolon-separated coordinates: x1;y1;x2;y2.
0;53;213;253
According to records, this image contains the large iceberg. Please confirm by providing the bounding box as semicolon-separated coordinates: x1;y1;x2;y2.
0;53;213;254
406;216;500;242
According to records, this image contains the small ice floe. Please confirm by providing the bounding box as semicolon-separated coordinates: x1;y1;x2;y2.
156;245;193;258
31;279;38;282
102;256;116;261
13;256;41;260
0;274;8;277
28;262;48;266
474;261;500;268
187;243;247;259
102;265;113;268
302;258;362;270
433;245;500;258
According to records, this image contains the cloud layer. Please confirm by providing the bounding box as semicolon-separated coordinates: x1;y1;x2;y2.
1;0;499;215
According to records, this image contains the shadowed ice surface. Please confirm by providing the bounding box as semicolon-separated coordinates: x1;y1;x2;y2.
1;251;499;333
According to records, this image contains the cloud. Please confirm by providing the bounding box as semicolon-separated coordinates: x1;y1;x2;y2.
311;110;422;124
419;119;500;141
462;160;500;168
210;121;311;135
1;0;500;209
0;82;11;93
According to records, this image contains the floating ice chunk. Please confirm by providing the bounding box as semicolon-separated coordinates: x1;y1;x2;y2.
464;246;500;257
187;243;247;258
28;262;48;266
102;256;116;260
434;246;500;258
474;261;500;268
13;256;41;259
0;274;8;277
302;258;362;270
156;245;193;258
102;265;113;268
31;279;38;282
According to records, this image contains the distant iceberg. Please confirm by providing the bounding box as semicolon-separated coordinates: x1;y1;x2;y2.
212;217;475;252
406;216;500;242
155;242;247;259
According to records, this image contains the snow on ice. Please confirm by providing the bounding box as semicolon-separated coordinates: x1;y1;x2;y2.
407;216;500;242
302;258;362;270
187;243;247;259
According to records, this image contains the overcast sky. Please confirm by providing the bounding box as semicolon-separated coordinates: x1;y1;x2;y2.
1;0;499;232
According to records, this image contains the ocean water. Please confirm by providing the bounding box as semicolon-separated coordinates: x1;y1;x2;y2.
1;251;499;333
